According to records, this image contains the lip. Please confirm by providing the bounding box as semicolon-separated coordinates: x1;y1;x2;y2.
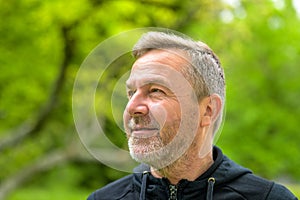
131;128;159;138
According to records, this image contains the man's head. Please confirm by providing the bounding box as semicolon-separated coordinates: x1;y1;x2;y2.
123;31;225;169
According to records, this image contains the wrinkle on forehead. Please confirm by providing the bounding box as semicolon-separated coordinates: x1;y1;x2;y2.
132;49;190;71
126;64;175;89
126;49;190;89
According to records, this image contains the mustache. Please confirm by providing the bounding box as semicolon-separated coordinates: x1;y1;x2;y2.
127;115;160;130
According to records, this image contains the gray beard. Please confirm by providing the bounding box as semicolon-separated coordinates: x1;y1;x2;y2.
128;120;197;169
127;100;200;169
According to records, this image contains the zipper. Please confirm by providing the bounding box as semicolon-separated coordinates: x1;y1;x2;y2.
168;184;177;200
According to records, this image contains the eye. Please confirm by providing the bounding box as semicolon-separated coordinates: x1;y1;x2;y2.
127;90;136;98
150;88;163;93
149;87;166;95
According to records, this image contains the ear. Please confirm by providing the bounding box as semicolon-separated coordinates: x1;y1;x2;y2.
200;94;222;127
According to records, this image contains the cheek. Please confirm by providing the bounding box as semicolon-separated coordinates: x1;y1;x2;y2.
149;104;167;127
123;111;130;130
150;103;181;127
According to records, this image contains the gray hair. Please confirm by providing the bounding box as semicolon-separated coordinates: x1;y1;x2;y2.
132;31;225;136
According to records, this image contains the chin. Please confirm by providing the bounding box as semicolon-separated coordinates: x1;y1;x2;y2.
129;147;176;169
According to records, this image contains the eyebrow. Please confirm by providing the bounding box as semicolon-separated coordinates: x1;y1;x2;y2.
126;77;171;89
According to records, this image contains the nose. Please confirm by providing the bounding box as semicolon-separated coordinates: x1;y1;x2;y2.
126;91;149;117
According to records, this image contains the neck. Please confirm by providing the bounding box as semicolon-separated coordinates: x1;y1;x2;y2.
150;147;214;185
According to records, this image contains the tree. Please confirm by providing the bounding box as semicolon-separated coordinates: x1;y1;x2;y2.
0;0;299;199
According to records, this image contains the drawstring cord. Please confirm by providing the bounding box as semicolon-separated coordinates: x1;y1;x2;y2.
139;172;215;200
206;177;215;200
139;171;149;200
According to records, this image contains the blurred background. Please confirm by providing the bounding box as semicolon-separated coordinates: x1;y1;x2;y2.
0;0;299;199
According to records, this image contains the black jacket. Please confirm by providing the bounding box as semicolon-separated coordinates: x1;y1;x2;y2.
87;147;297;200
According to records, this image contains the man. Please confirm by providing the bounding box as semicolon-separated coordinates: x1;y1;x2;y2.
87;31;297;200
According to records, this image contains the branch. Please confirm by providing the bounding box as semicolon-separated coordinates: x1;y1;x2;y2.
0;140;93;200
0;24;75;151
172;2;207;31
0;149;69;200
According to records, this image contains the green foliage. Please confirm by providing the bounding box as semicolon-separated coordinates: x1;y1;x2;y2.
212;0;300;180
286;184;300;198
1;0;299;199
9;187;90;200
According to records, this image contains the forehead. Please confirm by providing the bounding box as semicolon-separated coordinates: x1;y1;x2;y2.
133;49;189;70
126;49;190;88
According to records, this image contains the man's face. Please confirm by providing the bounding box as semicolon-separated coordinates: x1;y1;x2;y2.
123;49;200;169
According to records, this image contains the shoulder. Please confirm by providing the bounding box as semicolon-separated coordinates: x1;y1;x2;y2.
266;182;298;200
216;151;297;199
87;174;135;200
225;173;297;199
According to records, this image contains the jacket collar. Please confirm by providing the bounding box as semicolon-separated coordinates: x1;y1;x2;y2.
132;146;251;199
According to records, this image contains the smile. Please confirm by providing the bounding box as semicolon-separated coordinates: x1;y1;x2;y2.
131;128;159;138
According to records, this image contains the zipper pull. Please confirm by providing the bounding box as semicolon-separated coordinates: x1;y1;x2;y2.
168;184;177;200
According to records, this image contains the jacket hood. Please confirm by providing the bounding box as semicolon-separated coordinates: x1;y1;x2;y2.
87;146;297;200
132;146;252;200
